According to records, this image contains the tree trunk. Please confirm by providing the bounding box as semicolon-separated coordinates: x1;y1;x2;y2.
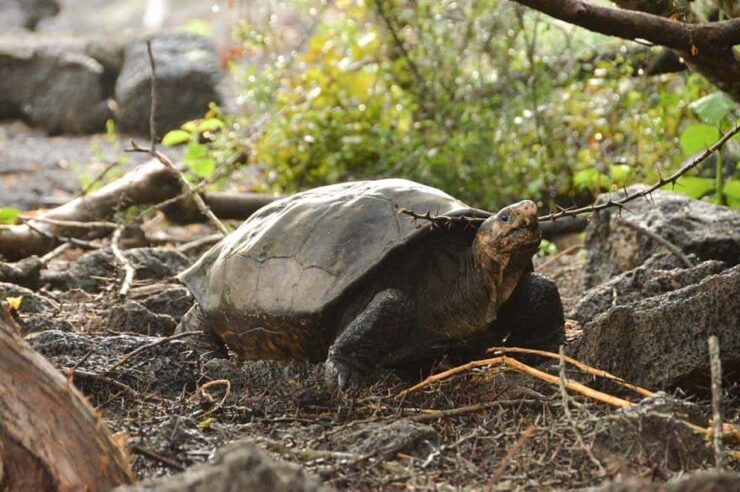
0;307;133;491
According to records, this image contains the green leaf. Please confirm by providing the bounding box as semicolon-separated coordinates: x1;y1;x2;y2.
723;179;740;209
181;121;199;133
675;176;715;199
679;124;720;155
689;92;736;125
162;130;192;147
573;168;601;190
0;208;20;224
184;144;215;178
197;118;225;133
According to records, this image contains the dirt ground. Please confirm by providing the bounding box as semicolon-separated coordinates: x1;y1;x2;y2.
5;239;737;491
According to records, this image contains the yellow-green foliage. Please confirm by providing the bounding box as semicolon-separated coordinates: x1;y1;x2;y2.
223;0;738;209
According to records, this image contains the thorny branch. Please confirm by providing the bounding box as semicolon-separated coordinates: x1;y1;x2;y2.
399;123;740;229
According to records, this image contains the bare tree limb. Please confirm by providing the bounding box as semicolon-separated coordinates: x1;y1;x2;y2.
508;0;740;52
508;0;740;102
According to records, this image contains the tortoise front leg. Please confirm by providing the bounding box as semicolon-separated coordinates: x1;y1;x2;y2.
497;272;565;352
326;289;414;389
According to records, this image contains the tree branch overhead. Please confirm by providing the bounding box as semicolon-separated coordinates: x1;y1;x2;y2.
511;0;740;52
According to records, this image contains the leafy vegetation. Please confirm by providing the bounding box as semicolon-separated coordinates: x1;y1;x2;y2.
169;0;740;210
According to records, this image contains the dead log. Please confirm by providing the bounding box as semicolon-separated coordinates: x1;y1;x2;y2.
0;160;279;260
163;191;277;224
0;306;133;490
0;160;180;260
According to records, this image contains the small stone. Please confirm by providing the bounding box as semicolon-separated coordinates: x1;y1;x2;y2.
330;419;439;457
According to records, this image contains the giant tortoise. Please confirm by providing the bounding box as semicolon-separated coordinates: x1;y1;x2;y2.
178;179;564;387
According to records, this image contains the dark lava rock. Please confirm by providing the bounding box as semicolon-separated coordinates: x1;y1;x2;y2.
592;394;712;473
0;0;59;31
45;248;191;292
0;33;122;133
115;32;221;134
114;440;329;492
584;185;740;288
140;285;193;322
330;419;439;458
584;470;740;492
0;282;71;333
107;300;177;336
570;259;725;323
29;330;202;396
569;264;740;392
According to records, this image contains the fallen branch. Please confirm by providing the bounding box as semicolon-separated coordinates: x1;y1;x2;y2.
486;346;655;397
0;159;278;260
400;350;740;458
0;159;181;259
399;355;635;408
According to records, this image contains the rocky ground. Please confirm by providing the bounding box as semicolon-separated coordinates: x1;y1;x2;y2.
1;186;738;490
1;2;739;490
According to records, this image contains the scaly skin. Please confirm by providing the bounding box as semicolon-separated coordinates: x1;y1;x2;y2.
326;200;552;389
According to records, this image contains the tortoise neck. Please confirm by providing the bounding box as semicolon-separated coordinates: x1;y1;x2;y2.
466;249;501;324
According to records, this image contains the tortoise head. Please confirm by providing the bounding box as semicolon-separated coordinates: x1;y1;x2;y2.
473;200;541;313
474;200;541;262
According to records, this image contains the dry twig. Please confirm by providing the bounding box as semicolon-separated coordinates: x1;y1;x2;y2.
126;41;228;236
192;379;232;417
616;218;693;268
558;346;605;473
487;425;536;488
111;226;135;297
103;330;203;374
399;355;634;409
708;335;725;469
486;346;654;397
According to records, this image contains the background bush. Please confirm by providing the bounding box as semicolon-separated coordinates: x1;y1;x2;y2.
185;0;740;211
